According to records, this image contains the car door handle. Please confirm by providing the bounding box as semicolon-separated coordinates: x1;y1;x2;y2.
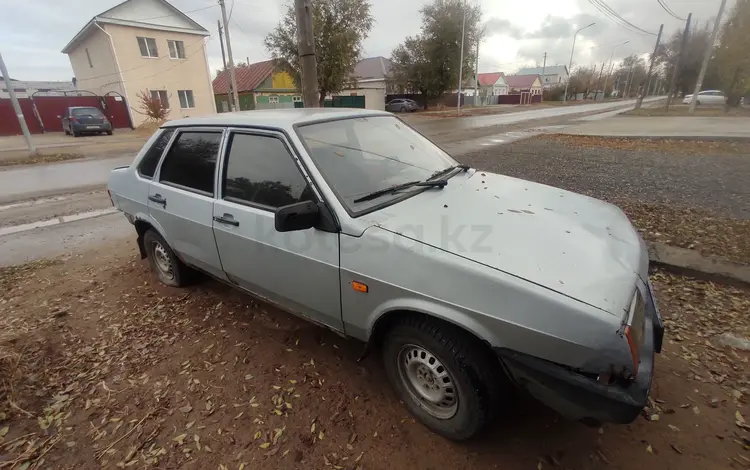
213;215;239;227
148;194;167;206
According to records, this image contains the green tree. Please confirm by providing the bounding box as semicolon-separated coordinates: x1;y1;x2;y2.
715;0;750;108
389;0;482;108
264;0;373;106
614;55;648;98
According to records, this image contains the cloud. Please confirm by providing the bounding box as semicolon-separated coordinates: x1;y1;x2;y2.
483;18;523;38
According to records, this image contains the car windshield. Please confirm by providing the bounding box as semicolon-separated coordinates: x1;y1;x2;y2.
72;107;104;118
296;116;456;214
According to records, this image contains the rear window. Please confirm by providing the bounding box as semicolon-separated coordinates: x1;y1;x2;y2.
71;107;104;117
138;129;174;178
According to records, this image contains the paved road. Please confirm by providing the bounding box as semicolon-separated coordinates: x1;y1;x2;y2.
563;115;750;138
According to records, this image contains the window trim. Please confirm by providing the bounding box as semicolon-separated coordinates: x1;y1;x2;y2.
85;48;93;68
218;127;323;213
167;39;186;60
178;90;195;109
136;128;177;180
150;89;170;110
153;127;227;197
137;36;159;58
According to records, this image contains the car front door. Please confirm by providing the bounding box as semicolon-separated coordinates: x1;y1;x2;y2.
212;129;342;331
148;128;227;280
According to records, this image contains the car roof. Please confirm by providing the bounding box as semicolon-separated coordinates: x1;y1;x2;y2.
162;108;391;129
699;90;722;93
69;106;100;109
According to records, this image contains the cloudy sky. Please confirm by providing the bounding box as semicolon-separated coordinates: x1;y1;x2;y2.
0;0;731;83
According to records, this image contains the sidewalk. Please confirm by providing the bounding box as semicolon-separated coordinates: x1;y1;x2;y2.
561;116;750;140
0;129;148;161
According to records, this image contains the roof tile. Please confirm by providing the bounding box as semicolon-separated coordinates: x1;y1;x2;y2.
213;59;277;94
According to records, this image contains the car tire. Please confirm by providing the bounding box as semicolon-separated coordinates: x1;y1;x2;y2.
106;130;113;136
72;130;80;137
400;106;406;112
696;100;701;106
382;315;506;441
143;229;191;287
64;127;70;135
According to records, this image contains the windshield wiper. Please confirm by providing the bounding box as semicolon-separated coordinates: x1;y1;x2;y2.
353;179;447;203
427;164;470;181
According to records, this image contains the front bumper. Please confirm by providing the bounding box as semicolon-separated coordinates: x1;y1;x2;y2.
497;281;664;424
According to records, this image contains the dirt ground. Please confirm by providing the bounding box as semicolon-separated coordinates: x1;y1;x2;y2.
0;240;749;469
622;104;750;118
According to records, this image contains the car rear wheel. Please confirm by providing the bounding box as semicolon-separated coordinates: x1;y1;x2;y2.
143;229;192;287
382;316;507;441
400;106;406;112
106;130;113;136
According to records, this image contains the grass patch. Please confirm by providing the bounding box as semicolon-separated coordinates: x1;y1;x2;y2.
0;152;84;167
622;104;750;117
546;134;750;154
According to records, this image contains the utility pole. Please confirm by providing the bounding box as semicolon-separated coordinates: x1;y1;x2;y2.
625;62;635;98
0;52;35;154
295;0;319;107
219;0;240;111
665;12;692;111
690;0;727;113
217;20;232;112
456;1;467;115
474;37;479;106
594;62;605;100
636;23;663;109
541;52;547;101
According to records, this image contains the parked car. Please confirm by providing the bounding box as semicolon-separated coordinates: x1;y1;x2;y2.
108;108;663;441
60;106;113;136
385;98;419;112
682;90;727;106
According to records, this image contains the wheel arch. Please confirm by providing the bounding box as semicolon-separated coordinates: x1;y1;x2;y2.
133;215;168;260
361;301;500;360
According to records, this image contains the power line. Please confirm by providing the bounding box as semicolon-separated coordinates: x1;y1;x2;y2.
228;0;236;21
588;0;658;36
657;0;687;21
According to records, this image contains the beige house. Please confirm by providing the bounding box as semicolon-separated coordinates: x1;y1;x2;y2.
62;0;215;127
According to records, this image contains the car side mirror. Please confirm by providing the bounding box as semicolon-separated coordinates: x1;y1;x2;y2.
275;200;320;232
57;115;62;119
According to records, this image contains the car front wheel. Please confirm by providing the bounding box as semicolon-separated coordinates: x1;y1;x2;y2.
382;316;506;441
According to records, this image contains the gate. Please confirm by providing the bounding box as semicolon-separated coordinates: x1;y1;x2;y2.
0;90;133;136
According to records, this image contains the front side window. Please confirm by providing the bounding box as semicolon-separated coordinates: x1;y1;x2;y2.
167;40;186;59
150;90;169;109
159;131;221;195
178;90;194;109
138;129;174;178
137;37;158;58
223;133;312;209
296;116;456;214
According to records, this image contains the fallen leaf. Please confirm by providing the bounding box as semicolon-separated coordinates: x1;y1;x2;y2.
668;424;680;432
736;411;746;424
259;442;270;449
254;431;262;440
692;406;700;415
670;444;682;454
319;431;325;440
179;405;193;414
0;426;8;438
646;444;653;454
173;433;188;445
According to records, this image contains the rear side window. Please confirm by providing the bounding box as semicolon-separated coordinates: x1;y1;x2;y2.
159;131;222;195
223;133;312;209
138;129;174;178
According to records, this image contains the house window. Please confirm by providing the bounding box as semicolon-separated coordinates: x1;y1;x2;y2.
268;96;279;104
178;90;195;109
167;40;185;59
85;48;93;68
150;90;169;108
137;37;158;58
292;96;302;103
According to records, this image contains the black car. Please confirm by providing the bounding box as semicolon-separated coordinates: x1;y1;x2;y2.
60;107;113;137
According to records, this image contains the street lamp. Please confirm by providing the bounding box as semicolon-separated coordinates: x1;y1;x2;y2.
604;41;629;98
563;22;596;102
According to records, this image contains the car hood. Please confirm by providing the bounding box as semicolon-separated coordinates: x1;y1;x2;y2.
361;170;647;315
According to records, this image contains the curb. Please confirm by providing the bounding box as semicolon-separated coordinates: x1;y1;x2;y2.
647;241;750;287
559;134;750;143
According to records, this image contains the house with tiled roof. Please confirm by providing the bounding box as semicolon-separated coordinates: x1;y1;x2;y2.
213;59;301;112
517;65;568;88
504;74;543;95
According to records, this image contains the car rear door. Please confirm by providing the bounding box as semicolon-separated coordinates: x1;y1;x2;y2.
148;127;227;280
212;128;342;331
